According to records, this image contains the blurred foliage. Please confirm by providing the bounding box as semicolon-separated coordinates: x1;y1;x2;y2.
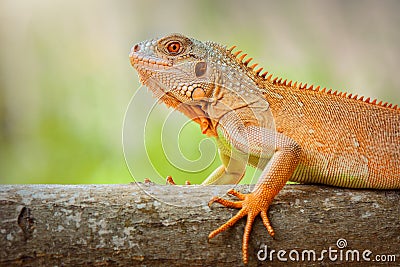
0;0;399;184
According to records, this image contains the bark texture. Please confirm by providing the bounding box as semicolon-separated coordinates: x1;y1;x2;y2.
0;184;399;266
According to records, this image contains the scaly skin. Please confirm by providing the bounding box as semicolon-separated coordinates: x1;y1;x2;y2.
129;33;400;264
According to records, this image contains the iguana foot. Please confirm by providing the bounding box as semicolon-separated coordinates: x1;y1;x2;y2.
144;178;152;183
208;190;275;264
166;176;191;185
166;175;176;185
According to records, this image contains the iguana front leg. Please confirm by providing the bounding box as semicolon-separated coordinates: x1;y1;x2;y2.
202;153;246;185
208;117;301;264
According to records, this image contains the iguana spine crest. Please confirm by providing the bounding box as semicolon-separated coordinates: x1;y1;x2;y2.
224;44;400;111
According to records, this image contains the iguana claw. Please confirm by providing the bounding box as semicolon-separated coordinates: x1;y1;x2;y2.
208;191;275;264
166;175;191;185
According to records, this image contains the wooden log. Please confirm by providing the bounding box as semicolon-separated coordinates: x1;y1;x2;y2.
0;184;399;266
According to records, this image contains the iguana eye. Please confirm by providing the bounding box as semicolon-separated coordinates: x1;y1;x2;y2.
166;41;182;55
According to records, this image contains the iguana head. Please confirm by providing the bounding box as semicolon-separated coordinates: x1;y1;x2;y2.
130;33;273;135
130;33;219;103
130;33;223;135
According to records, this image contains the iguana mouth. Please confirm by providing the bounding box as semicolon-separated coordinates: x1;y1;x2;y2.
130;49;171;85
129;48;171;68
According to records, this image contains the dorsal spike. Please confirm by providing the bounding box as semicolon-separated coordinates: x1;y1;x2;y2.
261;71;268;78
249;63;258;70
255;67;263;75
224;45;395;111
238;53;247;62
233;50;242;57
227;45;236;52
244;57;253;65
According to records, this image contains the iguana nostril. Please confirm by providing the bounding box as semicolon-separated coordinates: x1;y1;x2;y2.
133;44;140;52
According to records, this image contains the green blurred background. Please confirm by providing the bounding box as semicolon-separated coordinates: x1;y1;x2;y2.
0;0;399;184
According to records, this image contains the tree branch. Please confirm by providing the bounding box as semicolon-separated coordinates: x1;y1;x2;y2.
1;184;399;266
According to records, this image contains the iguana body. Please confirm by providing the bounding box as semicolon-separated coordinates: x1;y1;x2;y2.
129;33;400;263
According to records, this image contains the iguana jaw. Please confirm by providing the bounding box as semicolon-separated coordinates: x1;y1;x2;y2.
129;36;218;136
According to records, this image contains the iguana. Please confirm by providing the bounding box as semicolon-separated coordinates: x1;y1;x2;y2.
129;33;400;264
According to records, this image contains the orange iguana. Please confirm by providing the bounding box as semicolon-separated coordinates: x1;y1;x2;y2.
129;33;400;264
